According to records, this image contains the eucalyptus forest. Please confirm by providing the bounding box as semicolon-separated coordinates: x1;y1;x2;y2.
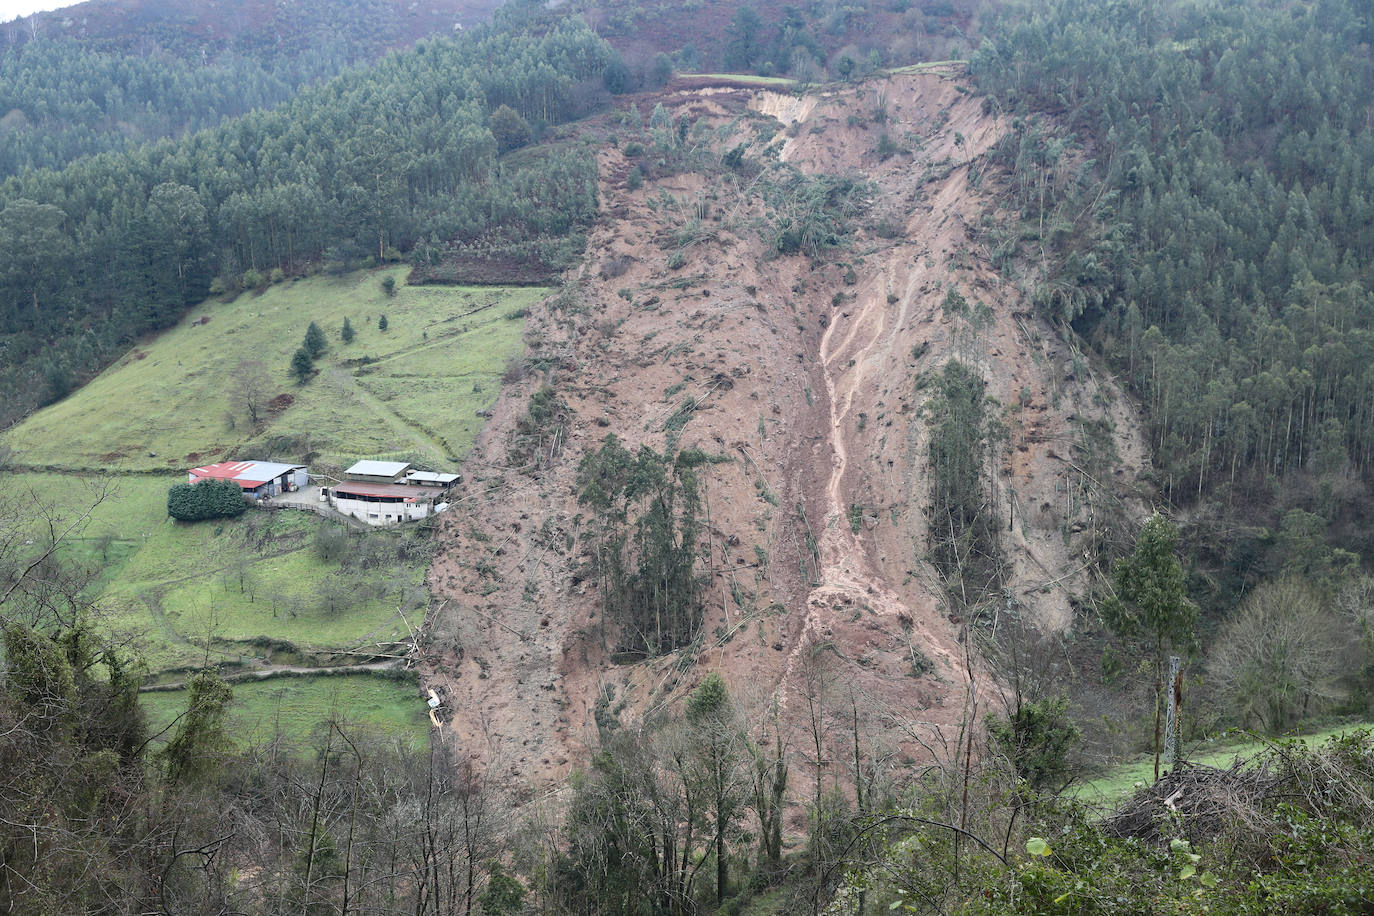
3;0;1374;913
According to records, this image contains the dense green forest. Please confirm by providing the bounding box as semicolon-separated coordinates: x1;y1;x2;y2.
0;0;517;178
0;18;611;427
4;0;497;67
502;0;975;82
0;39;359;176
972;0;1374;594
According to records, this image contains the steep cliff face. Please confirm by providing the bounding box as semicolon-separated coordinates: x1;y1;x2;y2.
423;69;1147;787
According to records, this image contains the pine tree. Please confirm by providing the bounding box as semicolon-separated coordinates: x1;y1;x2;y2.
291;347;314;383
341;316;354;344
1101;514;1198;781
303;321;327;358
686;673;745;905
378;313;388;332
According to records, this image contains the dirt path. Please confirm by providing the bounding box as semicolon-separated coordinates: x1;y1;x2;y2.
325;368;450;457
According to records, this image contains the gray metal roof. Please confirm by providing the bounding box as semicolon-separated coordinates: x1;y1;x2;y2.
345;460;412;477
241;461;307;479
406;471;460;484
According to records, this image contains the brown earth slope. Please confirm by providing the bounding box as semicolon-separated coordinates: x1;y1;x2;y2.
423;68;1147;789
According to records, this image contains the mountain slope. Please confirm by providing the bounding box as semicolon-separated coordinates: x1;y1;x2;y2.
424;69;1147;785
5;0;501;58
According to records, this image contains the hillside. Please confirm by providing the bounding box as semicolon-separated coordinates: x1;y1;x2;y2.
1;268;536;740
4;0;1374;911
424;67;1148;785
5;0;501;60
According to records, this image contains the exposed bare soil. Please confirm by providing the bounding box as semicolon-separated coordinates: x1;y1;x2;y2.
422;69;1147;792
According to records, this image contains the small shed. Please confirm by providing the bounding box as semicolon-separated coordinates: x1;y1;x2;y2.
405;470;460;490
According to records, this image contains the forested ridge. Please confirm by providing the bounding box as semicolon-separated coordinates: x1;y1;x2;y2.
0;38;364;176
0;17;612;427
0;0;520;178
972;0;1374;585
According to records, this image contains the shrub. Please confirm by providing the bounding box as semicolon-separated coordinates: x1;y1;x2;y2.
986;696;1080;793
168;480;246;521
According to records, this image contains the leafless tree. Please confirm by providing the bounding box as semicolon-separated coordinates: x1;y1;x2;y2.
228;359;273;428
1210;577;1350;733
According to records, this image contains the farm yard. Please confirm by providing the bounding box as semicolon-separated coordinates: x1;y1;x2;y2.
1;268;542;745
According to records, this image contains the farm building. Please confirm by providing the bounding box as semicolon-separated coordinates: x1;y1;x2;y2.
344;460;412;484
188;460;308;499
404;470;460;489
327;481;450;526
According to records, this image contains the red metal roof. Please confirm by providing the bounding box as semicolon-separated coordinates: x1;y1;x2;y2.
190;461;253;479
189;462;268;488
332;482;434;500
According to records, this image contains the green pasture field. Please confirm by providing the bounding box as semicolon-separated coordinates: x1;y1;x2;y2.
4;267;543;472
141;673;430;748
1074;720;1374;804
1;267;537;731
5;472;423;672
692;72;798;86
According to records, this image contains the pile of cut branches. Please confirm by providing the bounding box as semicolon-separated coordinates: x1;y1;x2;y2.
1103;730;1374;852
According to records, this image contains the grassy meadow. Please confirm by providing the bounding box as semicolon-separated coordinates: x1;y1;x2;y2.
1074;720;1374;804
141;673;430;748
1;267;540;742
5;267;542;471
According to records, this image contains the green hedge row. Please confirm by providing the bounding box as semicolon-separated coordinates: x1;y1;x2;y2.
167;479;247;521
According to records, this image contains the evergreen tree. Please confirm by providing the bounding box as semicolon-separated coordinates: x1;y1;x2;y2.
158;671;232;785
291;347;315;384
167;480;247;521
341;316;354;343
378;313;389;332
686;673;746;905
1101;514;1198;781
303;321;327;359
